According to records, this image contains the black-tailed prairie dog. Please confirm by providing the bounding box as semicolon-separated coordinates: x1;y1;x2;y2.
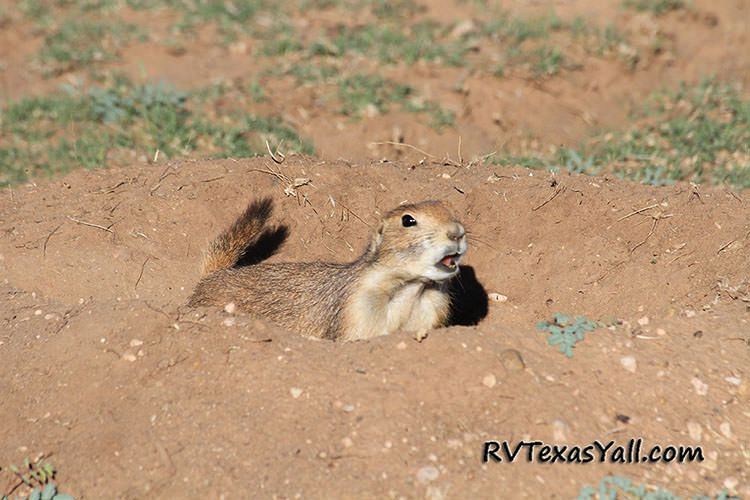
187;198;468;340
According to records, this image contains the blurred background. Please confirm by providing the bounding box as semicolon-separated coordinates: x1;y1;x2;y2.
0;0;748;188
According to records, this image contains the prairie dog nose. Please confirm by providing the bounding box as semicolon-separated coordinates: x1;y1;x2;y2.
447;223;465;242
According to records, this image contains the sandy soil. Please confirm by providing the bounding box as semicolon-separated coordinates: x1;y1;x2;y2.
1;157;748;498
2;0;750;497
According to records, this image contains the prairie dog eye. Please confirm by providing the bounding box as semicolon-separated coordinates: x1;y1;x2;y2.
401;214;417;227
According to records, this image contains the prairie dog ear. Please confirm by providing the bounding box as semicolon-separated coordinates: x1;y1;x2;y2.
368;221;385;253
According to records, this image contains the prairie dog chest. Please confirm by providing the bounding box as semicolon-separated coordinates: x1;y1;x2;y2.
386;282;426;328
386;282;448;335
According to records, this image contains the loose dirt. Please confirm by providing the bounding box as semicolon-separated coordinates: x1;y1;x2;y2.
1;157;748;498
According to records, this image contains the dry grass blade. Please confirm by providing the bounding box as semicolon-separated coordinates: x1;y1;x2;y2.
67;216;114;233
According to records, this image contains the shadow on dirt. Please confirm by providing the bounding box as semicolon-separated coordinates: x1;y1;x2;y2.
448;265;488;326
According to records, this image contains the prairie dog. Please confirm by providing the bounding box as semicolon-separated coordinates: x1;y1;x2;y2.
187;198;467;340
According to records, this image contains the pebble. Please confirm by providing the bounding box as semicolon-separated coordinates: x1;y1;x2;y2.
290;387;303;399
499;349;525;371
222;317;235;327
551;419;570;442
34;309;42;316
724;477;738;491
637;316;649;326
122;353;137;362
341;437;353;448
488;293;508;303
620;355;637;373
724;376;741;386
685;309;696;318
44;313;56;320
691;377;708;396
396;341;407;350
656;328;666;336
342;404;355;412
224;302;236;314
416;466;439;484
130;339;144;347
482;374;497;388
719;422;732;439
687;421;702;442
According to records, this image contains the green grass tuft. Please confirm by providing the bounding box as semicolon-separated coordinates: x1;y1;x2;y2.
622;0;685;15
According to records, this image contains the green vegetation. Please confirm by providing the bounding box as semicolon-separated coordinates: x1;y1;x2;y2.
570;81;750;187
1;457;74;500
536;313;606;358
336;74;455;128
481;13;563;42
39;19;142;75
337;74;412;116
0;78;313;186
497;81;750;188
622;0;685;15
310;23;468;66
530;46;566;77
578;475;736;500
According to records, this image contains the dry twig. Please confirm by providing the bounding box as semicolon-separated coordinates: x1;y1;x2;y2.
66;216;114;233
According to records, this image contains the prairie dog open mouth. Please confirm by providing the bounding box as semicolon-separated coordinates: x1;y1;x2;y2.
436;253;461;272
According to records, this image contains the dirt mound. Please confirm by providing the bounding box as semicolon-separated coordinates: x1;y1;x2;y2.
1;157;748;498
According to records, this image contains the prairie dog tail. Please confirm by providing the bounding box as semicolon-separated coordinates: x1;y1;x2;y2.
201;197;273;275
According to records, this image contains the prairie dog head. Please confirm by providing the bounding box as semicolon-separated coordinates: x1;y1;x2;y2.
368;200;467;282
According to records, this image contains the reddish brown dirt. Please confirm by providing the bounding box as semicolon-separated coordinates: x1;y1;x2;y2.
1;157;749;498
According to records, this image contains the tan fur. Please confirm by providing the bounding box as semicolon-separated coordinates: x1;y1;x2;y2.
188;198;467;341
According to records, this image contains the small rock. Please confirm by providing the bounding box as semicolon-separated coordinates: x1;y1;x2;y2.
130;339;144;347
691;377;708;396
446;439;463;449
122;353;137;362
719;422;732;439
724;477;738;491
488;292;508;303
441;173;451;179
551;419;570;442
290;387;303;399
341;437;353;448
222;317;236;327
685;309;696;318
450;19;477;39
416;465;440;484
44;313;56;320
224;302;237;314
34;309;42;316
656;328;666;336
228;41;248;55
687;421;702;442
365;103;379;118
637;316;649;326
724;376;741;386
396;341;407;350
620;355;637;373
499;349;525;371
342;404;355;412
482;373;497;388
